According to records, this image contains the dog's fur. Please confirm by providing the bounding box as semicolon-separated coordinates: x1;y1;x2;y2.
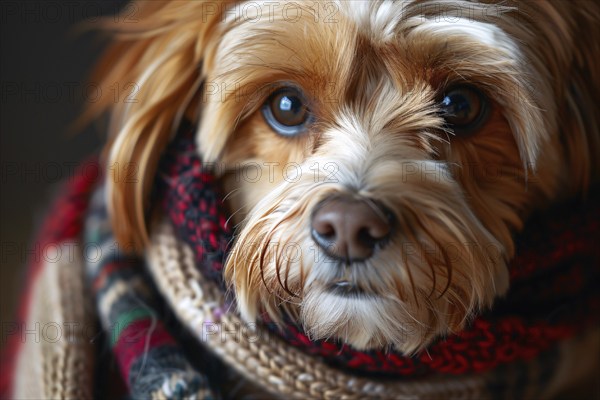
88;1;600;354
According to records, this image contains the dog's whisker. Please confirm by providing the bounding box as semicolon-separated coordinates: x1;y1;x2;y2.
222;187;242;202
224;204;247;229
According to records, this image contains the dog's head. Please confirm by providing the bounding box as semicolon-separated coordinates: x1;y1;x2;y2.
91;1;600;353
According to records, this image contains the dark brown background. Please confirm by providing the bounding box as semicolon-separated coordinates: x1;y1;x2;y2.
1;0;127;331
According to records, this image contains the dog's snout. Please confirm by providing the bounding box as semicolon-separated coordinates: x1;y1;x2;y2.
311;197;392;262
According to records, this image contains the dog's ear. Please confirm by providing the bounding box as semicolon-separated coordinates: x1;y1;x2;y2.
86;1;234;251
556;3;600;190
503;2;600;191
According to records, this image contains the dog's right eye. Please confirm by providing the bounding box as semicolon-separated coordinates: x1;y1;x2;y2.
262;88;312;136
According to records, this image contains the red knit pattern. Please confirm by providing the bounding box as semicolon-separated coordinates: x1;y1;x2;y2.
114;319;178;382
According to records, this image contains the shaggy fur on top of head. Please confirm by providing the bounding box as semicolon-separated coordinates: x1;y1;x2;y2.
88;0;600;353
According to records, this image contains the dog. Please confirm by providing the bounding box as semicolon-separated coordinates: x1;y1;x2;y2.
88;0;600;356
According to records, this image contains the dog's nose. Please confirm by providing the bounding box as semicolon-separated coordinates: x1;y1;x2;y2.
311;197;392;262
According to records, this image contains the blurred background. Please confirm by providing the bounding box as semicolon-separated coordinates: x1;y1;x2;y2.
1;0;127;330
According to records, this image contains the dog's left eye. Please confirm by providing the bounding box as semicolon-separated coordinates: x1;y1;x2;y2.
262;88;312;136
440;85;489;135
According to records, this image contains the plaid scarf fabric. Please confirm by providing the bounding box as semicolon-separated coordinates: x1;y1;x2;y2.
2;123;599;399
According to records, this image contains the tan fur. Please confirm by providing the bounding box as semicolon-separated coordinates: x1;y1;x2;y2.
88;0;600;353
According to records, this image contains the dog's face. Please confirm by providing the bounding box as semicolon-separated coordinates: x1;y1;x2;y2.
95;1;599;353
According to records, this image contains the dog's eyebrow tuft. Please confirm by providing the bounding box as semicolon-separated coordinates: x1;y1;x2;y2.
407;18;519;57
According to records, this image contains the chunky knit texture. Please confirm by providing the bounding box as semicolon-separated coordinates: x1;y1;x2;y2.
2;124;599;399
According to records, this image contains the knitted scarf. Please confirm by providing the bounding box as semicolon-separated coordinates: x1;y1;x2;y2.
158;126;600;377
3;123;599;399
